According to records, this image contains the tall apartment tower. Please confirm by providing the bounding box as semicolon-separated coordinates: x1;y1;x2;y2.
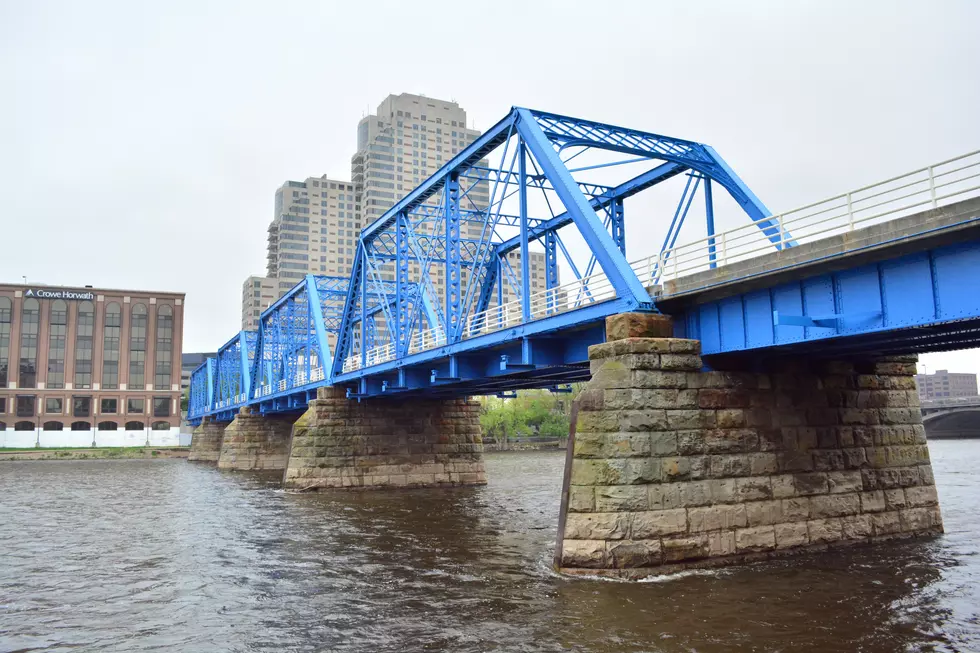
240;93;551;331
241;176;355;330
350;93;548;308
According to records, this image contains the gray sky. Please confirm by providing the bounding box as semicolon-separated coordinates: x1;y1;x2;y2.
2;0;979;373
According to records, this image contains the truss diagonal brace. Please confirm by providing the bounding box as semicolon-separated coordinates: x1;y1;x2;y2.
514;108;651;310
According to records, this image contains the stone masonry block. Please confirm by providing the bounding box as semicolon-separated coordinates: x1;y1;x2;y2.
735;526;777;552
564;513;630;541
607;539;663;568
662;534;710;562
688;504;748;532
595;485;648;512
561;540;609;568
605;313;674;341
631;509;688;539
774;522;810;549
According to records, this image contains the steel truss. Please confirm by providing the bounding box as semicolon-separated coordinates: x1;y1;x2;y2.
189;106;778;421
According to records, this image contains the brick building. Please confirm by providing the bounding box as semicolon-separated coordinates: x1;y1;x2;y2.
0;283;185;447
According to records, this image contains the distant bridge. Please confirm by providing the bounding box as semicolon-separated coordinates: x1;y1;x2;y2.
920;396;980;438
188;106;980;423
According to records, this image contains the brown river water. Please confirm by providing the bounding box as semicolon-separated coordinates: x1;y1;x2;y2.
1;441;979;652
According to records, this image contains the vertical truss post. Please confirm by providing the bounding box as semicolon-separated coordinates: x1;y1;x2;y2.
519;139;531;322
445;174;461;341
611;198;625;255
496;256;504;326
304;275;331;379
206;358;215;410
705;179;717;269
544;230;558;314
359;244;368;368
396;212;409;356
238;331;251;402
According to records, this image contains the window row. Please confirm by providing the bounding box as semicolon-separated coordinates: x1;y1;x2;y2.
0;420;171;431
0;395;172;418
0;298;175;391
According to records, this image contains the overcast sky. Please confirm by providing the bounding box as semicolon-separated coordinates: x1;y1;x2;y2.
2;1;979;373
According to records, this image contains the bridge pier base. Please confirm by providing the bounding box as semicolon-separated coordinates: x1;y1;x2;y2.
216;407;294;471
188;418;226;463
282;387;486;491
557;313;942;579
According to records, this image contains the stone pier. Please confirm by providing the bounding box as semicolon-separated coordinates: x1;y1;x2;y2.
187;418;225;463
283;387;486;490
216;407;295;471
557;314;943;578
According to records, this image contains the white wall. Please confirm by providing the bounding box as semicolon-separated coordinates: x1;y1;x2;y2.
148;427;180;447
1;426;184;448
38;430;94;448
94;429;148;447
1;429;39;448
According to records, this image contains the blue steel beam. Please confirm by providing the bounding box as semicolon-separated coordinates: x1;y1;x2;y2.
514;108;650;309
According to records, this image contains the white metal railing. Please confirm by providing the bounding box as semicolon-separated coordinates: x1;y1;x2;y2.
640;149;980;288
342;149;980;374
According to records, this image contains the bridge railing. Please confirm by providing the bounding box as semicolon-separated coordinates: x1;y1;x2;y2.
643;149;980;292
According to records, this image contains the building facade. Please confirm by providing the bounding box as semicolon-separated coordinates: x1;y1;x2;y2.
915;369;979;400
241;275;281;331
240;93;550;330
0;283;185;448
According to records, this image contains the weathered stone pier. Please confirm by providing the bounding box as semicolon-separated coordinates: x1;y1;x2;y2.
555;314;943;578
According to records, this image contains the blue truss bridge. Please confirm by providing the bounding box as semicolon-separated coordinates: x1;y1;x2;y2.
188;106;980;424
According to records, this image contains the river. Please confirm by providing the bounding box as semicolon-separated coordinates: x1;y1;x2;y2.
1;441;979;652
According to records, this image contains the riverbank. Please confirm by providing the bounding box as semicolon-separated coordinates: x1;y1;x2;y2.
0;447;190;461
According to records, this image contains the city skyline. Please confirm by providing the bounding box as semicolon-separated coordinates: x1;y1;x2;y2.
2;2;979;376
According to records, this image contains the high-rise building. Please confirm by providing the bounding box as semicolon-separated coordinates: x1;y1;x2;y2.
350;93;549;311
240;93;551;334
915;369;978;400
241;275;280;331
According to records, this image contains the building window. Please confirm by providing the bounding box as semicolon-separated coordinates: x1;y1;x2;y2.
129;303;147;389
0;397;5;414
97;421;118;431
0;296;12;388
43;421;63;431
45;397;63;414
125;421;144;430
14;421;34;431
15;395;35;417
102;302;121;390
45;299;68;389
127;397;145;414
74;300;94;389
154;305;173;390
100;397;118;414
70;421;90;431
72;396;92;418
152;396;170;418
151;421;170;431
18;298;39;388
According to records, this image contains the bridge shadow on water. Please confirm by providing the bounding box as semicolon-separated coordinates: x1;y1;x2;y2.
192;447;980;653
